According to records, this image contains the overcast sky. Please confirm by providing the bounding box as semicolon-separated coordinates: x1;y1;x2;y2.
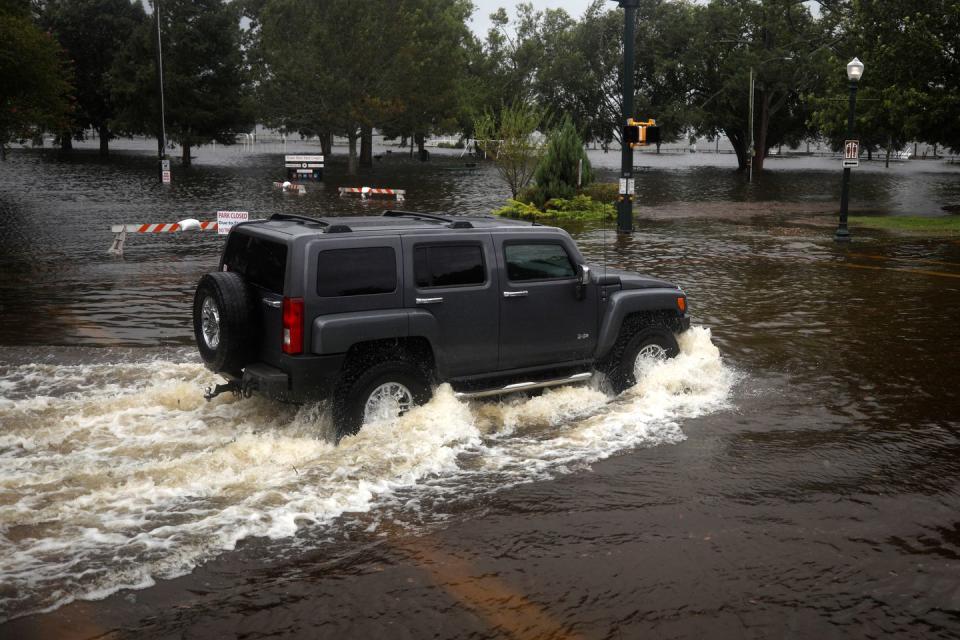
468;0;600;37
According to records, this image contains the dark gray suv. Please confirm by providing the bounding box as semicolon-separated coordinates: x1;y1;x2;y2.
193;211;689;437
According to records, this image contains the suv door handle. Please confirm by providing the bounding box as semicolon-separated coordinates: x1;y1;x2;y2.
416;297;443;305
503;290;528;298
262;298;282;308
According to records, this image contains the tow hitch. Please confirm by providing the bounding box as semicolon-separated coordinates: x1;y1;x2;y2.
204;378;255;401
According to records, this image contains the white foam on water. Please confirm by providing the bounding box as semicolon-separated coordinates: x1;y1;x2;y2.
0;326;734;621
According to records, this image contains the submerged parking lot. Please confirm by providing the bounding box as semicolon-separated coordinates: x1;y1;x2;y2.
1;143;960;638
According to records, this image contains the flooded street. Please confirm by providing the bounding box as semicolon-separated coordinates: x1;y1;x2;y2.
2;142;960;638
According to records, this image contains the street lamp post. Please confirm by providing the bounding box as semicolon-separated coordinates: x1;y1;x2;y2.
835;57;864;242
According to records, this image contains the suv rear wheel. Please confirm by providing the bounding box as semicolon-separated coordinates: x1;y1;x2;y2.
193;272;257;376
609;328;679;393
334;361;431;439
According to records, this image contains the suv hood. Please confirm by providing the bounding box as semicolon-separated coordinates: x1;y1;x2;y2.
591;266;677;290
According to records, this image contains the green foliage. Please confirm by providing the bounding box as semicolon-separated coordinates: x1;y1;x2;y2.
494;194;614;220
38;0;146;154
253;0;473;173
581;181;618;203
474;100;545;197
0;5;72;157
112;0;252;166
528;117;593;208
849;216;960;235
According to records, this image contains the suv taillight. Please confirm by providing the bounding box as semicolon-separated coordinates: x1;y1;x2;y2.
282;297;304;355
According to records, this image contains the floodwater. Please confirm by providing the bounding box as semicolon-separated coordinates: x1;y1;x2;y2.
1;141;960;639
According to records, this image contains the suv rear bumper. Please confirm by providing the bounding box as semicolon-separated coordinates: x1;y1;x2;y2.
240;354;346;403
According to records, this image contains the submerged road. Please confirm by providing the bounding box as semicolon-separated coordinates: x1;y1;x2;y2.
1;143;959;638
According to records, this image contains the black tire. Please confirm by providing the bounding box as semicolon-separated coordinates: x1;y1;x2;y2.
192;271;257;376
608;328;679;393
333;361;432;439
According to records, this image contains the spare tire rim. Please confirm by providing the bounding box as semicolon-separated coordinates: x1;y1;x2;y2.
201;297;221;350
363;382;414;424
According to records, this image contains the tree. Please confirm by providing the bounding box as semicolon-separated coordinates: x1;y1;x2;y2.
686;0;832;172
0;0;72;159
113;0;252;166
813;0;960;163
529;116;593;207
474;101;545;198
38;0;145;155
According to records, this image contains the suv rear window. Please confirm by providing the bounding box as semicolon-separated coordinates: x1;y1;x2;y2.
317;247;397;296
414;245;486;288
505;243;576;281
222;233;288;293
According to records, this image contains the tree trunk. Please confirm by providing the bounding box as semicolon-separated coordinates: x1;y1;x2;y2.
655;140;661;154
867;148;873;161
98;125;109;157
409;131;415;159
399;135;407;148
725;129;749;171
320;131;332;158
60;133;73;151
182;140;192;167
347;130;358;175
360;126;373;168
885;135;891;168
416;133;428;162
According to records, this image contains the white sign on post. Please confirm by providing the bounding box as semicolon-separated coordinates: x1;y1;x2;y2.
843;139;860;168
217;210;249;235
161;171;171;184
618;177;635;195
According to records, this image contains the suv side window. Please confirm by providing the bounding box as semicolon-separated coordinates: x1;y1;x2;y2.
222;233;288;293
414;244;486;288
504;243;576;281
317;247;396;296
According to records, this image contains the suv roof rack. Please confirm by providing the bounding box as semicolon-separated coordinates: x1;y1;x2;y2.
269;213;352;233
382;210;475;229
382;210;452;223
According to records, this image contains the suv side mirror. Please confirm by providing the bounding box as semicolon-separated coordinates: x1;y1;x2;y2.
578;264;591;286
576;264;590;300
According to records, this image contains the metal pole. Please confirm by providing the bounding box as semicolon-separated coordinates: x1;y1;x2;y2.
154;0;168;179
835;80;858;242
748;67;754;183
616;0;638;234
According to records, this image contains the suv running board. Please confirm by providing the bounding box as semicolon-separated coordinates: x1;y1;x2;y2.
453;372;593;400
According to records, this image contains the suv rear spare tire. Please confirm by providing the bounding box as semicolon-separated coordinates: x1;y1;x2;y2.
334;361;432;439
193;271;257;376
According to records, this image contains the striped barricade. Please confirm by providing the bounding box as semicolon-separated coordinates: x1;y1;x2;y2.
108;219;218;256
338;186;406;202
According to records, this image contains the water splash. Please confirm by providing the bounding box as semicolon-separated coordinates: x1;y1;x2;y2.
0;326;733;620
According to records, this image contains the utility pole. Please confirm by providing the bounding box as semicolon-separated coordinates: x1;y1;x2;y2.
615;0;639;234
154;0;169;183
748;67;755;183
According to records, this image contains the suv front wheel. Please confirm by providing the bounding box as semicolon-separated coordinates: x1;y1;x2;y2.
334;361;432;439
609;328;679;393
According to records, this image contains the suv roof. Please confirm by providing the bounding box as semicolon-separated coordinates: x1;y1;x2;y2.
238;211;553;238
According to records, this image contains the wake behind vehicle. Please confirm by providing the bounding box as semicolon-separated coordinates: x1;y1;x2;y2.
193;211;690;437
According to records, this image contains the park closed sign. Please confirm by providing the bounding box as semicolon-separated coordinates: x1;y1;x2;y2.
843;140;860;168
217;210;248;235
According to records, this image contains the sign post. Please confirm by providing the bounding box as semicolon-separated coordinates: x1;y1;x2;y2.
842;139;860;168
217;210;248;236
284;155;324;180
160;158;171;184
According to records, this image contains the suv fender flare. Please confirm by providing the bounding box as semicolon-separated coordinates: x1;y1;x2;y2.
594;289;685;361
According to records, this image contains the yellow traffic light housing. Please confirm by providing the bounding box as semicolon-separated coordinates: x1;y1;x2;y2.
626;118;660;148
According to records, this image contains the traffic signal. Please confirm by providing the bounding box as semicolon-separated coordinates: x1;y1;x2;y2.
625;118;659;148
